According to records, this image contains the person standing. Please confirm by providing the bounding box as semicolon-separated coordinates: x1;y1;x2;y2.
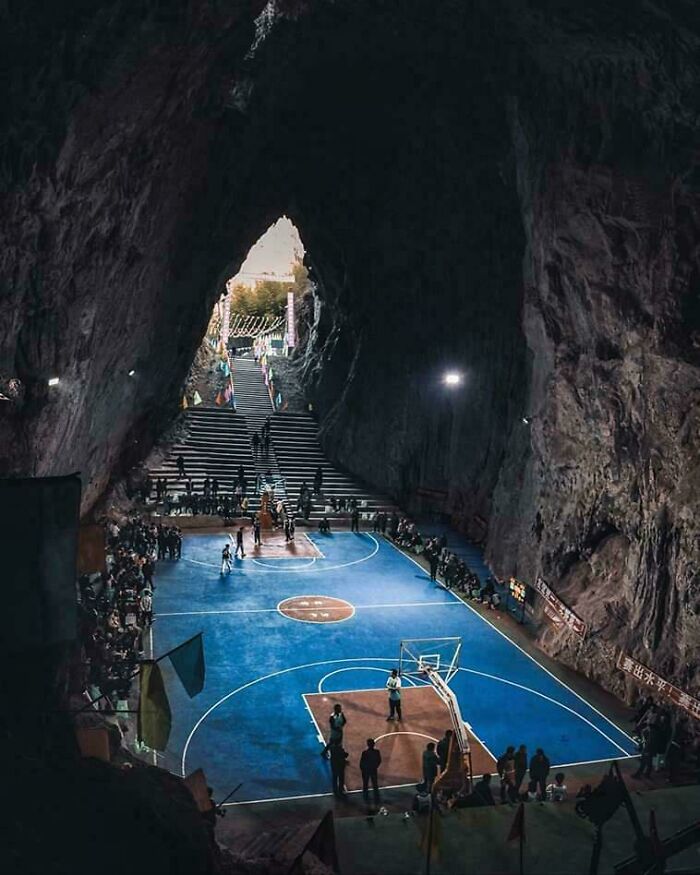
322;703;347;756
221;543;232;574
176;455;186;479
422;742;440;792
314;465;323;495
386;669;402;721
529;747;550;800
497;746;517;803
252;432;260;457
428;549;439;582
351;507;360;533
436;730;453;773
514;744;528;795
140;589;153;626
330;744;349;797
253;514;261;547
360;738;381;800
633;725;654;779
235;527;246;559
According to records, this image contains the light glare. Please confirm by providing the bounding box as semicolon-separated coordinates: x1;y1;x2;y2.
443;372;462;386
48;377;60;387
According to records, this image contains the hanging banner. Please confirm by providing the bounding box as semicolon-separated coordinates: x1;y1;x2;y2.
533;575;587;638
287;291;296;348
616;652;700;721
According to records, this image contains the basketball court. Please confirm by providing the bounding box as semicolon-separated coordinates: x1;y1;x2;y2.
151;531;638;805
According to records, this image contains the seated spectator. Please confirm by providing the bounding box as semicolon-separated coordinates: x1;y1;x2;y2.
319;516;331;534
546;772;567;802
472;773;496;806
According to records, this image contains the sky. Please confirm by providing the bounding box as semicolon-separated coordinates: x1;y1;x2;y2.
232;217;304;286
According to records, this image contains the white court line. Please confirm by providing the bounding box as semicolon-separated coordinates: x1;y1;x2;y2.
220;754;640;806
181;656;633;782
455;667;629;756
158;600;461;618
182;657;413;776
147;624;157;766
316;667;417;694
373;730;438;744
301;695;325;744
221;782;417;807
181;533;380;574
383;537;637;750
252;557;317;570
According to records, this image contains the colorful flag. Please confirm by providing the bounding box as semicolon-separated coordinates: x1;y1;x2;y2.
167;632;205;698
182;395;188;410
138;662;171;751
193;390;203;406
215;391;224;406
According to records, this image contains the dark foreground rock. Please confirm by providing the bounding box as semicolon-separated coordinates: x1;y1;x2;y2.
2;1;699;698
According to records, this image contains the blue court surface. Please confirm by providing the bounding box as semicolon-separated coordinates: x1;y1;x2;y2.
152;532;637;804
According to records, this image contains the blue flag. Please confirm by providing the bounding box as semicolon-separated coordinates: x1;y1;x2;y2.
167;632;205;697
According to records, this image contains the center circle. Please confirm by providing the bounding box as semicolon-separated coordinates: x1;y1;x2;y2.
277;595;355;624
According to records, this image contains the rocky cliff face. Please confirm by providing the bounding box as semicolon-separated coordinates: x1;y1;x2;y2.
3;1;700;697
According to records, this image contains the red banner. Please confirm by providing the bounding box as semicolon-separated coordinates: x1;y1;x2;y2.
533;575;587;638
616;652;700;721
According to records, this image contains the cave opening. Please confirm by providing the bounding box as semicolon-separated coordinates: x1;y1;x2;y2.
222;216;308;353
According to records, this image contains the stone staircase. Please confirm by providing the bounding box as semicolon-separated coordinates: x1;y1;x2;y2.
232;354;396;524
231;356;290;513
271;410;397;523
149;354;398;525
148;406;259;508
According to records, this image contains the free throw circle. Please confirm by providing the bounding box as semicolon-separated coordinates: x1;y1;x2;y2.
277;595;355;624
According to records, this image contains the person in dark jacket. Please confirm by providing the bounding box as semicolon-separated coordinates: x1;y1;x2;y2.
422;742;440;791
472;773;496;806
529;747;551;800
514;744;528;794
360;738;382;799
633;725;654;778
436;730;453;773
330;744;349;796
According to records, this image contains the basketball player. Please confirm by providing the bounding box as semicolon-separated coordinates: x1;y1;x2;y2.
221;543;232;574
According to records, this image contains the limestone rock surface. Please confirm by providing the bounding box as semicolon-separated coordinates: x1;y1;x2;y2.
2;1;700;698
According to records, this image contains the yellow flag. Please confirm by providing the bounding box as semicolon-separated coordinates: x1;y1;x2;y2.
182;395;188;409
138;662;171;751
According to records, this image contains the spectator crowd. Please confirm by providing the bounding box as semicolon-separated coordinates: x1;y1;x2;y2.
75;516;181;743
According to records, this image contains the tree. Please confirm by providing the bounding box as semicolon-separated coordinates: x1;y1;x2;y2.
228;252;311;318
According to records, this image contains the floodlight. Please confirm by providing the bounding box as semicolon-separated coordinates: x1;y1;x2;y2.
48;377;60;386
443;372;462;386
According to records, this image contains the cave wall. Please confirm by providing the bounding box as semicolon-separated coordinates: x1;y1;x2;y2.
2;0;700;697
